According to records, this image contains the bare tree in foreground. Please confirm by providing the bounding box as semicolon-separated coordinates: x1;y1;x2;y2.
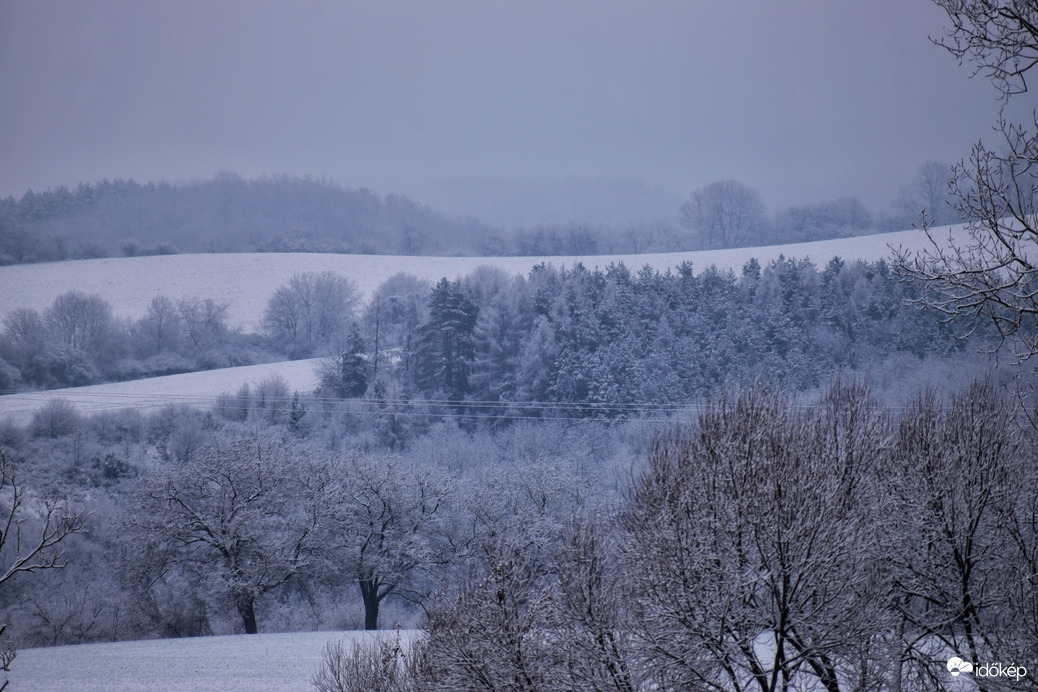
932;0;1038;100
623;382;895;692
0;449;85;690
898;1;1038;360
886;381;1037;690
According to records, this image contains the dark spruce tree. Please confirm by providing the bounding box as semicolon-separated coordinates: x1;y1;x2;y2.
337;325;369;398
414;278;478;400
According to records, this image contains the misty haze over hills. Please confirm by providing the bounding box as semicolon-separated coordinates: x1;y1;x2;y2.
404;175;685;230
1;166;953;265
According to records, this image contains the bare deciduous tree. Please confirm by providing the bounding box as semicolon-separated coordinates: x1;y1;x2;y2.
136;295;183;355
551;517;637;692
45;291;113;355
680;179;768;249
419;551;557;692
898;1;1038;360
0;449;85;690
311;632;424;692
123;437;318;634
623;383;896;692
897;160;957;226
1;309;48;371
885;381;1036;689
0;450;86;590
263;271;359;356
177;297;230;355
932;0;1038;100
313;454;449;631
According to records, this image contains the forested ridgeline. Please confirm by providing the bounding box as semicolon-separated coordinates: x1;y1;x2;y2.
1;256;980;402
0;171;935;266
0;174;504;262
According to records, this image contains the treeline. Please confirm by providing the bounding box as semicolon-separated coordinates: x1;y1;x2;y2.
0;255;979;403
0;398;642;644
0;173;502;264
0;164;957;266
356;256;973;414
0;291;269;391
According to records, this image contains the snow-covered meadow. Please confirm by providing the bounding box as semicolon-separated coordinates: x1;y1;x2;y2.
11;629;418;692
0;358;322;428
0;226;960;331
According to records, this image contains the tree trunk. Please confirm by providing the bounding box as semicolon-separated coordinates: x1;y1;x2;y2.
359;578;380;631
236;593;258;634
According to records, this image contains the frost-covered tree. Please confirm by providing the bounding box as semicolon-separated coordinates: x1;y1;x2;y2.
898;1;1038;360
896;160;957;227
177;297;229;356
122;437;319;634
45;291;114;359
135;295;183;356
0;449;85;689
886;381;1037;688
624;383;896;691
311;454;450;630
680;179;769;249
468;275;530;409
337;325;368;398
263;271;359;356
413;278;478;399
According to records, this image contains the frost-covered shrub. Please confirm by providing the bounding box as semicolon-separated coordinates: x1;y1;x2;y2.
311;632;424;692
30;399;82;439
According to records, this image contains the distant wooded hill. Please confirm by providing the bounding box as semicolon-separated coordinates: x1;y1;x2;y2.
0;173;513;263
0;172;895;265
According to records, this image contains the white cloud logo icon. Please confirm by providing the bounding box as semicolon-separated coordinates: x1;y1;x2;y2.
947;657;974;676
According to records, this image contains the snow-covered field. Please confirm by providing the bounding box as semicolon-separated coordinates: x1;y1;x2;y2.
10;629;416;692
0;226;960;331
0;359;321;428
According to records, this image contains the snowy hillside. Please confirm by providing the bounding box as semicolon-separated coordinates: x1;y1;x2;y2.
11;629;417;692
0;226;962;332
0;358;322;428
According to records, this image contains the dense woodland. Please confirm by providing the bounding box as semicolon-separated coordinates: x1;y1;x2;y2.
1;255;977;400
1;222;1022;692
1;374;1035;691
0;253;1029;691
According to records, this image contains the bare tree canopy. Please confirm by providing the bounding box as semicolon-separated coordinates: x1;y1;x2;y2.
0;449;85;690
680;179;768;249
122;437;319;634
933;0;1038;99
263;271;360;356
898;1;1038;360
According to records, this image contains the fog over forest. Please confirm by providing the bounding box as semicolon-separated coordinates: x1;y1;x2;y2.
2;1;1038;691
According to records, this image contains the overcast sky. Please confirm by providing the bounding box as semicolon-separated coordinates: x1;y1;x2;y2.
0;0;1020;217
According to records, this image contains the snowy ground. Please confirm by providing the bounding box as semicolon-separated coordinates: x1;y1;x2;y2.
9;629;417;692
0;358;321;428
0;226;962;331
